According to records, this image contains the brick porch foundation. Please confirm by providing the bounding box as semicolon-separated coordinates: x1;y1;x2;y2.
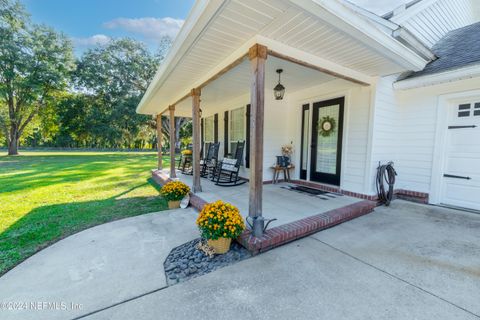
237;200;376;255
152;169;376;255
290;180;429;205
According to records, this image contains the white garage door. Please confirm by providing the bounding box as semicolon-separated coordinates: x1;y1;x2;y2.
441;99;480;211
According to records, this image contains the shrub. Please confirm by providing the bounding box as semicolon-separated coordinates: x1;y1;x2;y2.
196;200;245;240
181;149;192;155
160;181;190;201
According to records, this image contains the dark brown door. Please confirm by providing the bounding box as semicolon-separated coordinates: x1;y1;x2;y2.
310;97;344;185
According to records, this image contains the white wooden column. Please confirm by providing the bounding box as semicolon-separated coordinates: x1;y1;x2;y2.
248;44;267;220
156;113;163;170
169;105;176;178
191;88;202;193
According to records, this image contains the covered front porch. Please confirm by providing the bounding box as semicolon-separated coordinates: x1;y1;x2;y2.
139;0;427;247
151;41;377;241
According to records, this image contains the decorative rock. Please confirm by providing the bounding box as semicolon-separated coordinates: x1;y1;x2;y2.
164;238;251;286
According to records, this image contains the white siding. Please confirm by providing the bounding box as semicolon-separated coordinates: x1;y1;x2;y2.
369;74;440;194
395;78;480;195
369;75;404;194
199;92;291;182
199;79;373;194
399;0;478;48
368;75;480;198
288;80;372;194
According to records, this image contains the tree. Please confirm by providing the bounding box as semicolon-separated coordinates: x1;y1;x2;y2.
0;0;75;155
160;117;189;152
74;38;188;150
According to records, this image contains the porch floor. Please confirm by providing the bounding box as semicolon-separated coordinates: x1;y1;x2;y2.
172;170;361;226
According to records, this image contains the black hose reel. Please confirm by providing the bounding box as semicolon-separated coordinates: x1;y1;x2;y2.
376;162;397;206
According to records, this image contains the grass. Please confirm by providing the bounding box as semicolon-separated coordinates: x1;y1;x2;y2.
0;151;171;276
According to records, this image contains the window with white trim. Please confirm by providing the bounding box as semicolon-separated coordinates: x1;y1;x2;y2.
457;102;480;117
203;115;214;142
229;107;245;153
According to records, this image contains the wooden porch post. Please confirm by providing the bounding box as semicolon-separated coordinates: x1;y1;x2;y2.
248;44;267;232
156;113;163;170
191;88;202;193
169;105;176;178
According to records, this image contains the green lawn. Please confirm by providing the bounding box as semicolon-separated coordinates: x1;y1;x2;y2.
0;151;170;276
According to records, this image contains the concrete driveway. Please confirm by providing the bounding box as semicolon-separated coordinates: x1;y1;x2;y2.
0;208;200;320
1;201;479;319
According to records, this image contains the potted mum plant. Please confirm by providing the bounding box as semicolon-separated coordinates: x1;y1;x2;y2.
160;181;190;209
196;200;245;254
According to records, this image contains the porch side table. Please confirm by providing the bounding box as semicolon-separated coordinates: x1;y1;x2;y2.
271;164;295;184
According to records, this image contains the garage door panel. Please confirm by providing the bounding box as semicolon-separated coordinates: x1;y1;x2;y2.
445;157;480;175
448;133;480;146
440;97;480;211
442;182;480;211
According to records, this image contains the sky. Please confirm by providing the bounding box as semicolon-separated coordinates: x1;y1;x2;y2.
22;0;195;54
22;0;409;55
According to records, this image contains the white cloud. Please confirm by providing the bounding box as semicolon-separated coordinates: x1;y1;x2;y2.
73;34;111;47
348;0;410;15
103;17;184;41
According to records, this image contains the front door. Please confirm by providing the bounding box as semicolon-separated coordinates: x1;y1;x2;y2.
310;97;344;185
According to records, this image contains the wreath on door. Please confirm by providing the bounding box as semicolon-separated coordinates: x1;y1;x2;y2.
319;116;336;137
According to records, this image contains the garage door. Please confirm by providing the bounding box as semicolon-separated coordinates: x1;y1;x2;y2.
441;99;480;211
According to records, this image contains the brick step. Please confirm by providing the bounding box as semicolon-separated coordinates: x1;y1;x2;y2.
237;200;376;255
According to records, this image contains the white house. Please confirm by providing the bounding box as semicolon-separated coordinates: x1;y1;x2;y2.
138;0;480;225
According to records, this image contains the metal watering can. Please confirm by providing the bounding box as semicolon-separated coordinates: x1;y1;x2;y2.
246;216;277;237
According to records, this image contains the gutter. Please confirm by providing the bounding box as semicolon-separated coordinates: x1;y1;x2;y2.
394;64;480;90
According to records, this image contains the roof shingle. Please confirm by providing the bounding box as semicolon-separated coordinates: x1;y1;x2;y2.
403;21;480;79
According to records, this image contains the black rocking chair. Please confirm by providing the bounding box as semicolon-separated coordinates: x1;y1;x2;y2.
213;141;247;186
181;143;208;175
201;142;219;177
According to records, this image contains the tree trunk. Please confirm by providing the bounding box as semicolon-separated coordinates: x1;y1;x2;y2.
8;135;19;155
174;118;184;153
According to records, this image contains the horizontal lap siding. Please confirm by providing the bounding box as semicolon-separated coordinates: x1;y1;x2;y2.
200;93;290;181
199;79;373;194
401;0;477;48
371;75;439;193
370;75;403;193
288;80;372;195
370;76;480;198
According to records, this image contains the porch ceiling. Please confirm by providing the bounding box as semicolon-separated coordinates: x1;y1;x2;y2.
173;55;336;117
138;0;428;115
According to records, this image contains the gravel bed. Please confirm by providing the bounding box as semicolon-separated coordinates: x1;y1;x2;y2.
164;238;251;286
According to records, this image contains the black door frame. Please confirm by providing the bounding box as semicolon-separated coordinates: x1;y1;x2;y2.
300;103;309;180
310;97;345;186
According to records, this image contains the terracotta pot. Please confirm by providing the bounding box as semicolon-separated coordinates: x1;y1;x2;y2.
207;238;232;254
168;200;181;209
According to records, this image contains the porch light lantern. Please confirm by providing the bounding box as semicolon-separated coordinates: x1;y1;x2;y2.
273;69;285;100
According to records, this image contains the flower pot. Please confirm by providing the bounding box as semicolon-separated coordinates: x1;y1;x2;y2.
168;200;181;209
207;238;232;254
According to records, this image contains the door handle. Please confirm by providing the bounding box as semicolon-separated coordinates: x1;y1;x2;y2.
448;125;477;129
443;174;471;180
